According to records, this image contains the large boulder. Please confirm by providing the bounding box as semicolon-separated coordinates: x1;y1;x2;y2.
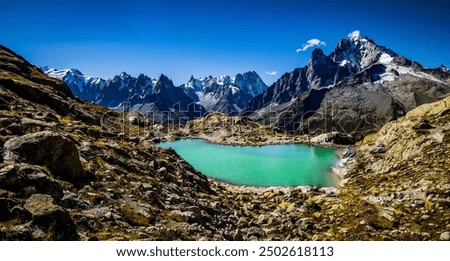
23;194;79;240
2;131;86;182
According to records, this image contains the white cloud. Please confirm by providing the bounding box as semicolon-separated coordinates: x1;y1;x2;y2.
265;71;277;76
296;38;327;52
348;30;361;39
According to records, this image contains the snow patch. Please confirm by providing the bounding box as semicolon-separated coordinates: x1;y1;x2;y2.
379;73;396;82
339;60;349;67
377;65;445;84
379;53;394;64
230;86;240;95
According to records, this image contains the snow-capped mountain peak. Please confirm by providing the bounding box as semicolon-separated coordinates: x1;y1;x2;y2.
43;67;89;94
42;67;107;100
185;76;203;91
331;30;398;71
347;30;362;41
244;31;450;134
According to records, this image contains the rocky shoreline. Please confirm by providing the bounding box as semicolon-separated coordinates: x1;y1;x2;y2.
180;112;355;148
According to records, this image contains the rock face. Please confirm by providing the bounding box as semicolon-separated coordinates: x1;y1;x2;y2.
244;31;450;136
3;131;86;182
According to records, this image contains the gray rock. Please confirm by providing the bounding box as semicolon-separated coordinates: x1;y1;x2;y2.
31;229;47;240
311;132;354;145
343;148;356;157
86;207;113;217
370;142;387;154
420;215;430;220
59;191;91;209
157;167;167;175
2;131;87;182
440;231;450;241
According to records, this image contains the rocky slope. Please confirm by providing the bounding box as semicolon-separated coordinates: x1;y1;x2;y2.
244;31;450;137
0;45;238;240
1;45;449;241
332;95;450;240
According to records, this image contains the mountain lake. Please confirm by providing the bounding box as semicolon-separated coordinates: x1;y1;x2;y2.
157;139;338;187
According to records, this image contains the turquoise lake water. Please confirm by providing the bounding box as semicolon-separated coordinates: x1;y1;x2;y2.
157;139;337;187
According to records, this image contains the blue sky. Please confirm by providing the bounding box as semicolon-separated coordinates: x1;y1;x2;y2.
1;0;449;85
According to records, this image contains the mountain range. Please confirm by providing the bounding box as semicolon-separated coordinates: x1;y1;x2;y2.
181;71;267;114
43;67;268;118
44;31;449;136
